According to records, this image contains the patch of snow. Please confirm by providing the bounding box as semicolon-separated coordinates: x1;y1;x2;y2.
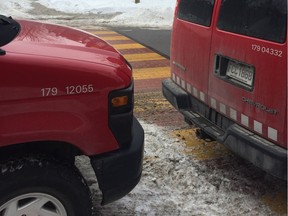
77;121;274;215
1;0;175;28
0;0;33;19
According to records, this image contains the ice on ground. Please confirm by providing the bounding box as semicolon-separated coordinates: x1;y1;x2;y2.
76;121;274;216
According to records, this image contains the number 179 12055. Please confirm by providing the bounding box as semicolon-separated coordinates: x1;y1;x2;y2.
41;84;94;97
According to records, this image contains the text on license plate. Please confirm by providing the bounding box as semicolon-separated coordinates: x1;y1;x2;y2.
226;61;254;86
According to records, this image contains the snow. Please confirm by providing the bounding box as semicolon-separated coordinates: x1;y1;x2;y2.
0;0;176;28
36;0;175;14
76;121;275;215
0;1;33;19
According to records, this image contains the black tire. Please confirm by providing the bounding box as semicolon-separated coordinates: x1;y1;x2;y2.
0;155;93;216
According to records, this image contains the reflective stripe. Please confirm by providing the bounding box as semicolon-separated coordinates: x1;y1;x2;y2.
172;73;176;82
176;76;181;85
241;114;249;127
219;103;226;115
187;83;192;94
230;108;237;121
268;127;278;141
211;98;217;109
200;91;206;102
254;120;263;134
181;79;186;89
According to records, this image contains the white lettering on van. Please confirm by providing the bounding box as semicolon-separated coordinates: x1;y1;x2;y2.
41;84;94;97
251;44;282;58
41;87;58;97
65;84;94;95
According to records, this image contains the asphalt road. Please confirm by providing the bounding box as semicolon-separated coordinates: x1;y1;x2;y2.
113;27;171;58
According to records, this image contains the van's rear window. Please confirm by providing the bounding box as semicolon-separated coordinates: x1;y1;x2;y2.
177;0;215;27
217;0;287;43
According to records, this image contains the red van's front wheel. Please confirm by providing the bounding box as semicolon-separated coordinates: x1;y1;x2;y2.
0;156;93;216
0;192;67;216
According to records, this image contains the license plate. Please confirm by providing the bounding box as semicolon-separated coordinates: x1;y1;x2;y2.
226;61;254;86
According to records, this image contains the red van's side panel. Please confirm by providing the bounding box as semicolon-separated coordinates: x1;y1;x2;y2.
171;3;214;103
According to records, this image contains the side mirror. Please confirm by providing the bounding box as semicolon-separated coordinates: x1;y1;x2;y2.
0;15;21;48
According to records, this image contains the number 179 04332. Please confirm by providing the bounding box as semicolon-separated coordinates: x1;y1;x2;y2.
251;44;282;57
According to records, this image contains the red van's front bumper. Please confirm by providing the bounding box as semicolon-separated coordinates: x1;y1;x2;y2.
90;117;144;205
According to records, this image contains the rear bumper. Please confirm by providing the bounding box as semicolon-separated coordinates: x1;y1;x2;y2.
162;78;287;180
90;117;144;205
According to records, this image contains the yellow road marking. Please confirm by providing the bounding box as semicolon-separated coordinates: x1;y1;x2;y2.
114;43;145;50
124;53;166;62
100;36;130;41
133;67;170;80
91;31;117;35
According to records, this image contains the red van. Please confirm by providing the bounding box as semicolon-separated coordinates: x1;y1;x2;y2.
0;16;144;215
163;0;287;179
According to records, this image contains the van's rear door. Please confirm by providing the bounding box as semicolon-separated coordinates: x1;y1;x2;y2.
171;0;215;103
208;0;287;147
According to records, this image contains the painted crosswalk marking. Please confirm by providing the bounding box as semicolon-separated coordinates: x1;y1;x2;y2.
90;29;170;82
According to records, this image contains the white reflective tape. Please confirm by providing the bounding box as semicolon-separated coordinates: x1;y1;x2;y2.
211;98;217;109
254;120;262;134
268;127;278;141
176;76;180;85
200;91;205;102
230;108;237;121
241;114;249;127
219;103;226;114
187;83;192;94
181;79;186;89
193;87;198;98
172;73;176;82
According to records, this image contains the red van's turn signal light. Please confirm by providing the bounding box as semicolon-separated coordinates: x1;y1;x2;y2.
111;96;128;107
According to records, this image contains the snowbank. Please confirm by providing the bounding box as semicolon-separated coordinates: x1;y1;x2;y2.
1;0;176;28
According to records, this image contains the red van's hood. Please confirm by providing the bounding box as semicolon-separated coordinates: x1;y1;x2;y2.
3;20;130;73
